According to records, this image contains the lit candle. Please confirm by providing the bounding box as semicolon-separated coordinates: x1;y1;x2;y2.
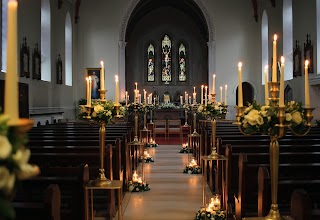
88;76;92;107
193;92;196;105
125;91;128;106
189;96;192;105
212;74;216;94
143;89;147;104
139;93;141;104
213;197;221;210
135;82;138;91
220;86;223;103
264;65;269;105
4;0;19;124
134;90;137;104
224;84;228;105
201;85;204;104
205;86;208;106
147;97;150;105
86;77;90;106
305;60;310;108
185;92;188;105
115;75;119;104
100;61;105;90
193;86;196;94
180;96;183;105
272;34;277;82
238;62;243;107
279;57;285;107
149;93;152;104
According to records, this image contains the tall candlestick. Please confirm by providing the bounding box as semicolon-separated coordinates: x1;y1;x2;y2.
4;0;19;124
224;85;228;105
185;92;188;105
100;61;105;90
272;34;277;82
86;77;90;106
238;62;243;107
134;90;137;104
115;75;119;104
212;74;216;94
279;57;285;107
220;86;223;103
193;93;196;105
205;86;208;106
201;85;204;104
264;65;269;105
88;76;92;107
305;60;310;108
125;91;128;106
180;96;183;105
143;89;147;104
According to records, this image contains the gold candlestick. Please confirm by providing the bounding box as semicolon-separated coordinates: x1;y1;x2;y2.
99;89;107;100
211;93;216;103
191;105;199;136
183;107;189;127
131;103;141;144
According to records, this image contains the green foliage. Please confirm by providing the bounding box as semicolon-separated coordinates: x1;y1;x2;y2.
194;208;226;220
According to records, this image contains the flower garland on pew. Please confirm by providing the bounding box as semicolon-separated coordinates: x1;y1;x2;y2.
0;114;40;220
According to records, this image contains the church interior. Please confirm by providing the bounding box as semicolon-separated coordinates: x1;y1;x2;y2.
0;0;320;219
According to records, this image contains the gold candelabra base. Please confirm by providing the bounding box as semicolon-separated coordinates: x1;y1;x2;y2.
91;169;111;187
99;89;107;100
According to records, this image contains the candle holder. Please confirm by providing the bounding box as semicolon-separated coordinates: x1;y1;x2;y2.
143;105;148;131
211;93;216;103
131;103;141;144
183;107;189;127
149;105;154;124
99;89;107;100
235;81;313;220
191;104;200;136
114;103;122;123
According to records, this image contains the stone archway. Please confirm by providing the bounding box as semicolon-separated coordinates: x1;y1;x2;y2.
118;0;216;99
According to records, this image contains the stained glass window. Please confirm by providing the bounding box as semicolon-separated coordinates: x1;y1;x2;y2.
147;44;155;82
161;35;172;82
178;43;186;81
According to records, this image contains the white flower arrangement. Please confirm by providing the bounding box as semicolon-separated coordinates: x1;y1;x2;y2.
87;100;126;123
194;208;226;220
0;114;40;219
241;101;305;135
197;101;228;118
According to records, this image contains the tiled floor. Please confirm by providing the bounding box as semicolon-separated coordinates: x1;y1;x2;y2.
116;144;209;220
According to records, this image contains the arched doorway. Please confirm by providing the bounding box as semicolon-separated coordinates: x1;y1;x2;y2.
124;0;210;102
236;82;254;106
284;85;293;102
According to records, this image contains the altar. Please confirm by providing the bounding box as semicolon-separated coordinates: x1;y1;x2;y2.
154;108;183;120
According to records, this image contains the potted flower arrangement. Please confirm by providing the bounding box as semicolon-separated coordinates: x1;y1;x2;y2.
128;171;150;192
194;208;226;220
139;150;154;163
197;101;227;119
183;159;201;174
240;101;305;136
179;142;192;153
0;114;40;220
88;100;126;123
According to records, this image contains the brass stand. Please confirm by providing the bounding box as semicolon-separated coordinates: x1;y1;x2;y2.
183;108;189;127
192;105;199;135
131;103;141;144
210;93;216;103
143;107;148;131
99;89;107;100
149;106;154;124
92;121;111;186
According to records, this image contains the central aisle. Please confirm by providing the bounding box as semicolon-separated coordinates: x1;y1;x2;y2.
121;144;204;220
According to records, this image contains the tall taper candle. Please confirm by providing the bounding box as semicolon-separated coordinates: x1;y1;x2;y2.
212;74;216;94
143;89;147;104
272;34;277;82
238;62;243;107
220;86;223;103
135;82;138;91
86;77;90;106
4;0;19;124
88;76;92;107
185;92;188;105
115;75;119;104
224;85;228;105
305;60;310;108
201;85;204;104
100;61;105;90
180;96;183;105
264;65;269;105
279;56;285;107
205;86;208;106
125;91;128;106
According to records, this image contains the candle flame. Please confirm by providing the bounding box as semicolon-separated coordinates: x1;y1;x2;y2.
100;61;104;67
201;85;204;88
305;60;309;67
238;62;242;69
264;65;269;70
86;77;89;81
273;34;277;41
205;86;208;89
88;76;92;81
115;75;118;82
281;56;285;64
213;74;216;78
225;84;227;88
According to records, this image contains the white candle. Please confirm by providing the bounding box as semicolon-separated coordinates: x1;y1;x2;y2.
185;92;188;105
189;96;191;105
272;34;277;82
125;91;128;106
88;76;92;107
180;96;183;105
4;0;19;124
238;62;243;107
205;86;208;106
147;97;150;105
135;82;138;91
149;93;152;104
279;57;285;107
86;77;90;106
193;93;196;105
224;85;228;105
212;74;216;94
143;89;147;104
201;85;204;104
154;97;156;105
220;86;223;103
100;61;105;90
264;65;269;105
139;93;141;104
193;87;196;94
115;75;119;104
305;60;310;108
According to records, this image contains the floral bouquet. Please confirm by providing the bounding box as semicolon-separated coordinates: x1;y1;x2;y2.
197;101;227;119
179;142;192;153
0;114;40;220
88;100;126;123
240;101;305;136
158;102;179;109
139;150;154;163
183;159;201;174
127;180;150;192
126;103;146;115
194;208;226;220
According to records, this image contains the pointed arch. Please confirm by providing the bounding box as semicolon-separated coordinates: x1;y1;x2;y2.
284;85;293;102
41;0;51;81
283;0;293;80
65;11;72;86
261;10;268;85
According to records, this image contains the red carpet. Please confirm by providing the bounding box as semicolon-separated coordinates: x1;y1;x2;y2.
154;134;188;145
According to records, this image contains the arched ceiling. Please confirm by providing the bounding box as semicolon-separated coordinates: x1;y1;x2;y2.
125;0;209;42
